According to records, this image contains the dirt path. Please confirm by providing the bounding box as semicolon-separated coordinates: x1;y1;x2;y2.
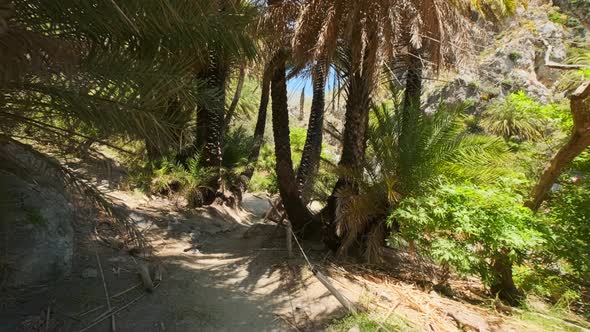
2;185;353;332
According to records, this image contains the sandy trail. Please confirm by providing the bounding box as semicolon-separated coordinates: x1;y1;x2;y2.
2;185;351;332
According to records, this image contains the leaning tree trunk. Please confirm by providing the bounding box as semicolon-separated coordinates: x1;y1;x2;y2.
242;59;273;181
224;63;246;134
527;81;590;210
296;62;327;200
271;49;315;232
199;58;227;204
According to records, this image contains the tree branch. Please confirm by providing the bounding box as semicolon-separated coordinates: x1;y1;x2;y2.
542;39;590;70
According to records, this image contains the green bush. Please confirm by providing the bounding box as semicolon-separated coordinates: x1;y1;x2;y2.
508;52;522;62
390;184;544;286
223;127;254;169
481;92;570;141
513;265;581;307
544;177;590;280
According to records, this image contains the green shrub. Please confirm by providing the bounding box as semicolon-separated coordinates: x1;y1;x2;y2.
548;9;568;26
513;265;581;307
223;127;254;169
481;91;570;141
390;184;544;286
544;176;590;280
508;52;522;62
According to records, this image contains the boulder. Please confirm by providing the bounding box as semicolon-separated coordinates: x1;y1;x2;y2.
0;138;74;287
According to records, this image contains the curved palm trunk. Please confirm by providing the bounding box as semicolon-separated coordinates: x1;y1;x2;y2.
271;49;314;231
242;59;273;181
527;81;590;210
224;64;246;133
296;62;326;199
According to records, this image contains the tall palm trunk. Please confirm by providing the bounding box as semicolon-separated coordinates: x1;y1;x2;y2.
242;59;273;181
298;87;305;122
271;49;314;231
527;81;590;210
397;47;424;191
296;62;326;199
403;47;423;116
199;58;227;203
322;22;378;251
224;64;246;133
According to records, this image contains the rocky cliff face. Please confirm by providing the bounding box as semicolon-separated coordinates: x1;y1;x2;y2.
425;0;586;111
0;138;74;288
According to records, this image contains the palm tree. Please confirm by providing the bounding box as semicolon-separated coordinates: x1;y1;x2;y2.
299;87;306;122
264;0;520;238
289;0;516;250
333;95;508;259
0;0;259;240
296;61;327;199
270;48;316;230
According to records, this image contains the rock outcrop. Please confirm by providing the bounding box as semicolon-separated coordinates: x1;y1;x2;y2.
425;0;577;112
0;137;74;287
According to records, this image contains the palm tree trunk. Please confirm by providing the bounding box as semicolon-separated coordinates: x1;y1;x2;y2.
322;24;378;251
296;62;326;199
271;49;314;231
527;81;590;210
224;64;246;133
242;59;273;181
298;87;305;122
403;47;423;115
199;58;227;203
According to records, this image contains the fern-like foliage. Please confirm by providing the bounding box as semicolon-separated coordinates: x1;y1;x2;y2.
334;92;509;258
481;92;549;141
367;95;509;197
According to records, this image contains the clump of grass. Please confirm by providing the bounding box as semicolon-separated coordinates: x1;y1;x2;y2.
327;312;415;332
508;52;522;62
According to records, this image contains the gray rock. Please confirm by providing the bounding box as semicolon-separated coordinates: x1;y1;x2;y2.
347;326;360;332
0;138;75;287
425;2;572;111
